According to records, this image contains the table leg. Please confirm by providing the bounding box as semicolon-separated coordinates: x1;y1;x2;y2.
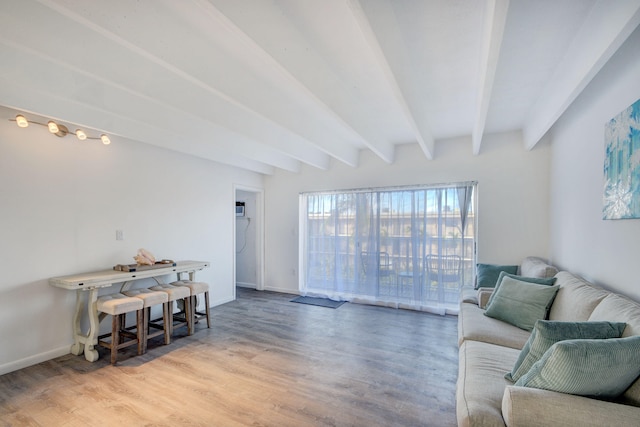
70;290;85;356
83;288;100;362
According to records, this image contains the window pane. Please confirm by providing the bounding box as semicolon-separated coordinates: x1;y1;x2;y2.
301;183;476;314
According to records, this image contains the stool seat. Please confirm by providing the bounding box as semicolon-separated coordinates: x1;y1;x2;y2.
96;293;144;365
150;283;191;300
123;288;168;307
149;283;192;336
97;293;143;315
172;280;209;294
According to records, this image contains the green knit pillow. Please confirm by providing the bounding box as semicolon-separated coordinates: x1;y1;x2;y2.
515;336;640;398
487;272;556;307
506;320;626;382
475;263;518;289
484;277;559;331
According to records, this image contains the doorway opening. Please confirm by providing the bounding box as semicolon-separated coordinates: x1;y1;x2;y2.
233;185;264;299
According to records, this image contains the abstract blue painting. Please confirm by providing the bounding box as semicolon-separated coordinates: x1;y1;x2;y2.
603;98;640;220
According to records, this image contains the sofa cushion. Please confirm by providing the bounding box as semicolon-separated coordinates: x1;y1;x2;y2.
548;272;609;321
519;256;558;278
505;320;626;382
515;336;640;398
484;277;559;331
588;293;640;406
477;287;494;309
486;272;557;307
458;302;531;349
476;263;518;289
588;293;640;337
459;285;478;305
502;386;640;427
457;340;520;427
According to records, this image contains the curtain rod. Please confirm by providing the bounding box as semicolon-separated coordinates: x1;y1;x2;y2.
299;181;478;196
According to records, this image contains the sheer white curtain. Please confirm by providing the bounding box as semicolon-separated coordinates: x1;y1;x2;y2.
300;182;476;314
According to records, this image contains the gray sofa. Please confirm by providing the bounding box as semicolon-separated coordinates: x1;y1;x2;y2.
456;257;640;427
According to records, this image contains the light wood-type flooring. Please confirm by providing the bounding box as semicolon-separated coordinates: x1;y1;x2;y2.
0;288;458;426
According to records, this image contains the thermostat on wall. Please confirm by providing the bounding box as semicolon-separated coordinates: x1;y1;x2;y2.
236;201;245;217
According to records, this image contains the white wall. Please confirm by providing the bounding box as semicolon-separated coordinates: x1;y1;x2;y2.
235;189;257;287
549;26;640;300
0;114;263;374
264;132;552;294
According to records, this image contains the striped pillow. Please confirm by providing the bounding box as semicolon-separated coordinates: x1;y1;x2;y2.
505;320;626;382
515;336;640;398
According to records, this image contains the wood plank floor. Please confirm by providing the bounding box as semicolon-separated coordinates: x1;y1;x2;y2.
0;288;459;426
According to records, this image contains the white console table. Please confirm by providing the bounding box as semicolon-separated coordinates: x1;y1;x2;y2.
50;260;210;362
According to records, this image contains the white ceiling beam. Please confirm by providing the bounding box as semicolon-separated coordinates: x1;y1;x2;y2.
348;0;434;160
28;0;340;170
196;0;396;164
0;37;302;174
0;77;279;175
523;0;640;150
186;0;360;167
0;2;327;172
472;0;509;155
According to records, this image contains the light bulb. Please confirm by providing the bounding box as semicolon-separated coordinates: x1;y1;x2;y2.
48;121;59;134
76;129;87;141
15;115;28;128
100;134;111;145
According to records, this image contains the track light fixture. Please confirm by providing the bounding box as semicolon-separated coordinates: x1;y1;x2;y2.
15;115;28;128
10;114;111;145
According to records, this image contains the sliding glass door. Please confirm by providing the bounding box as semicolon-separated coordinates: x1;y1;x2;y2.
300;182;476;314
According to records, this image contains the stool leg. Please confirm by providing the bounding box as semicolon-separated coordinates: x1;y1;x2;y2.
111;314;120;365
184;297;193;336
136;308;144;354
136;308;149;355
163;302;171;345
204;291;211;328
167;300;174;337
190;295;197;335
120;313;126;344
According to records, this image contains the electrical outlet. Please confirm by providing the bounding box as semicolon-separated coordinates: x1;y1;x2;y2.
116;230;124;240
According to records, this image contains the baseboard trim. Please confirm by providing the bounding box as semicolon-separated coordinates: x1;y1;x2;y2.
212;296;235;306
263;285;299;295
236;282;257;289
0;345;70;376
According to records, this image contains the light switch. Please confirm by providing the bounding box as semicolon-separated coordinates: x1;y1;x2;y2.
116;230;124;240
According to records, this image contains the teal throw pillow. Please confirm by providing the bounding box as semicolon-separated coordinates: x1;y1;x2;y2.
515;336;640;398
487;272;557;307
476;263;518;289
505;320;626;382
484;277;559;331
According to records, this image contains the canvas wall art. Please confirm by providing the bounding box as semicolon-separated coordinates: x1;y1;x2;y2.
603;98;640;220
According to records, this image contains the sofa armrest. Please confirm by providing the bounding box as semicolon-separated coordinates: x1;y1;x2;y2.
477;287;494;309
502;386;640;427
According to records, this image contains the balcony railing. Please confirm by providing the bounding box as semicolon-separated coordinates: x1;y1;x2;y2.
306;234;474;305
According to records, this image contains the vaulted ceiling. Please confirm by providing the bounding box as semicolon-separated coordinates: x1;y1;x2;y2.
1;1;639;175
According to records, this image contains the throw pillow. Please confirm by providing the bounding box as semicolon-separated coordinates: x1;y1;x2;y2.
484;277;559;331
505;320;627;382
475;263;518;289
487;272;557;307
515;336;640;398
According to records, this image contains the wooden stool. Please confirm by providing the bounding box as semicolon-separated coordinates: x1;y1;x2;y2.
96;293;144;365
171;280;211;334
149;283;193;336
122;289;170;353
